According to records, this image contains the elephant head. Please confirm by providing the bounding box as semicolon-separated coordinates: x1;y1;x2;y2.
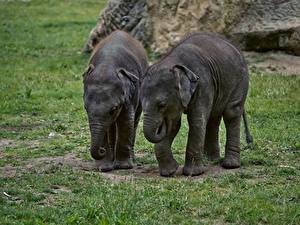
83;64;138;160
141;65;199;143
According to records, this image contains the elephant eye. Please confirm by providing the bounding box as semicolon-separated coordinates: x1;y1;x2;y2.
109;106;118;115
87;94;93;101
157;101;167;110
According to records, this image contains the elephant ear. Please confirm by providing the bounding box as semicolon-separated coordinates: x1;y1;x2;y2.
173;65;199;108
117;68;139;84
82;64;95;78
117;68;139;101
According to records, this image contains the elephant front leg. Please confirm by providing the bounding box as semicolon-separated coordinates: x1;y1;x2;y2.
155;118;181;177
183;115;208;176
114;109;135;169
96;123;116;172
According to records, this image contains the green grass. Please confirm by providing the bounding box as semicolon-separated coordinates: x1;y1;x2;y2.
0;0;299;224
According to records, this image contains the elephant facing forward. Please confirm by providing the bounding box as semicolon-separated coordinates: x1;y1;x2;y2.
83;30;148;172
141;32;252;177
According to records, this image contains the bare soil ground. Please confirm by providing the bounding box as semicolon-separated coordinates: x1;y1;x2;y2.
0;153;239;182
0;138;40;161
0;139;17;149
245;51;300;75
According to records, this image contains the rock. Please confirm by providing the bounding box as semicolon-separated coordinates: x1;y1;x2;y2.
84;0;300;56
83;0;148;53
225;0;300;55
148;0;225;53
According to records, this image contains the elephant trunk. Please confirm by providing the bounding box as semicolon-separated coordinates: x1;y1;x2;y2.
89;122;107;160
143;115;167;143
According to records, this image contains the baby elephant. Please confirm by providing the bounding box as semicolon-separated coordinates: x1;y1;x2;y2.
83;30;148;172
141;32;252;177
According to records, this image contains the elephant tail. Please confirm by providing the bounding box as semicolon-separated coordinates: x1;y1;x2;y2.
242;109;253;144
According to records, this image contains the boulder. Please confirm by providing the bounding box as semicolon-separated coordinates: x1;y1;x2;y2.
84;0;300;55
83;0;148;53
225;0;300;55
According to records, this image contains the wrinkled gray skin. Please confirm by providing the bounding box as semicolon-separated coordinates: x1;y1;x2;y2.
83;30;148;172
141;32;253;177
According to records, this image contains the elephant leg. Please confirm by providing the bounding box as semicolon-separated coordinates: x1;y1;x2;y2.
155;117;181;177
131;103;142;161
96;123;116;172
183;112;208;176
221;103;242;169
134;103;142;129
204;116;221;161
114;108;135;169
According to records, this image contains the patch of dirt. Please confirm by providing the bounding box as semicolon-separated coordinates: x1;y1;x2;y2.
23;153;96;174
0;153;240;182
0;139;14;159
0;165;18;178
0;139;16;149
0;153;93;178
0;139;40;150
245;51;300;75
0;122;42;132
0;138;41;159
104;165;240;183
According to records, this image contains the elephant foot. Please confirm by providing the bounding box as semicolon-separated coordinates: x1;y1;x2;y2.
114;158;134;170
182;165;206;176
183;158;206;176
158;159;179;177
95;159;114;172
221;153;240;169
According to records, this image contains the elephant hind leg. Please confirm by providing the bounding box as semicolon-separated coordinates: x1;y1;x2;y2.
221;102;243;169
204;116;221;161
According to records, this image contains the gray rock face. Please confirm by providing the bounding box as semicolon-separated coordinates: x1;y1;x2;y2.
146;0;225;53
226;0;300;55
84;0;300;55
83;0;148;53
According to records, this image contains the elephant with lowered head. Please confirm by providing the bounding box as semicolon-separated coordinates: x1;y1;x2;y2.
83;30;148;172
141;32;252;177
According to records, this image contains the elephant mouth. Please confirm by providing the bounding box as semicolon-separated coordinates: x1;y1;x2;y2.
156;121;164;136
153;119;167;142
143;116;169;143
